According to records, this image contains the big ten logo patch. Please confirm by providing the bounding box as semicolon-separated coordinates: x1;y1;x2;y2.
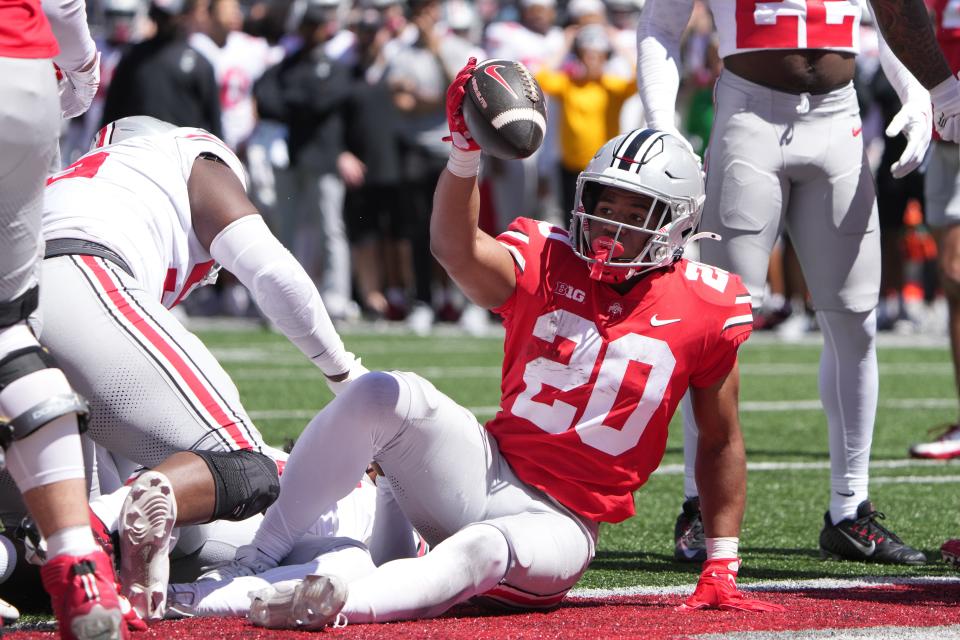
555;282;586;303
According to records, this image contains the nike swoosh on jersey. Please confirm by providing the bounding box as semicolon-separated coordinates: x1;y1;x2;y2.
836;490;855;497
852;126;862;137
650;315;681;327
838;529;876;556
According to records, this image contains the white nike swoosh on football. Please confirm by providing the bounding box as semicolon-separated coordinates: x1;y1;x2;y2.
650;315;681;326
838;529;877;556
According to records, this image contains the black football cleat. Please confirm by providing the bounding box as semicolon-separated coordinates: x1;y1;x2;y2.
674;497;707;562
819;500;926;565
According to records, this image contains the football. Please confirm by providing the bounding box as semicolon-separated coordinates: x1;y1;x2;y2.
462;59;547;160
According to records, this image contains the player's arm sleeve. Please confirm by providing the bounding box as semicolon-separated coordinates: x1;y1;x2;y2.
41;0;97;71
689;290;754;389
875;24;929;105
635;0;693;130
209;214;361;378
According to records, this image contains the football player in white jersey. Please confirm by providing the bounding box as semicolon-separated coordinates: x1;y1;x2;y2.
24;115;368;622
637;0;960;565
0;0;133;637
199;67;786;632
189;0;280;151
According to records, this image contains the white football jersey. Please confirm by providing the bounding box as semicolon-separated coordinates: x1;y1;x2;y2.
710;0;862;59
42;128;247;309
190;31;280;150
484;21;566;73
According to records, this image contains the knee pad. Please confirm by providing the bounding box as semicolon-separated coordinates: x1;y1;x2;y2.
0;287;38;329
0;345;88;449
192;449;280;523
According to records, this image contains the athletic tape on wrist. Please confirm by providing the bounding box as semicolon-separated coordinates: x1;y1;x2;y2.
447;147;482;178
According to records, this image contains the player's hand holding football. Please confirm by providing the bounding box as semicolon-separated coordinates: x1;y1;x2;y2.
58;51;101;119
680;558;784;612
932;72;960;143
886;97;931;178
444;57;481;152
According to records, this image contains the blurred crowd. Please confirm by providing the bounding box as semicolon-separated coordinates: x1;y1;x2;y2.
63;0;945;337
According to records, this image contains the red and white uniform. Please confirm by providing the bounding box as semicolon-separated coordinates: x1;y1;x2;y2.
711;0;862;59
926;0;960;224
32;128;269;472
491;218;752;523
0;0;58;58
190;32;279;150
43;127;246;308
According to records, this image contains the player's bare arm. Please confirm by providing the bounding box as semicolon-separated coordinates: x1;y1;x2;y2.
689;360;747;540
432;58;517;310
870;0;952;89
188;154;259;250
430;171;516;309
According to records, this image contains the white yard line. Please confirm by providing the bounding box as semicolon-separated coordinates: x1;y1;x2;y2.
249;397;960;421
568;575;960;598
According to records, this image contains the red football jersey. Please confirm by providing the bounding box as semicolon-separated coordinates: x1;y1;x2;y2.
487;218;753;523
0;0;58;59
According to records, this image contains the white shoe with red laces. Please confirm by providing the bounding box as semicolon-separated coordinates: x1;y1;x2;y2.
40;549;128;640
909;424;960;459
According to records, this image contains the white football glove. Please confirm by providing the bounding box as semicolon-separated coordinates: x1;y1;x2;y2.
325;355;370;396
932;73;960;143
58;51;100;119
886;99;932;178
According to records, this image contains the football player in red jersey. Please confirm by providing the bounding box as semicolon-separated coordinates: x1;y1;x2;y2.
0;1;131;638
910;0;960;462
211;67;780;631
636;0;953;566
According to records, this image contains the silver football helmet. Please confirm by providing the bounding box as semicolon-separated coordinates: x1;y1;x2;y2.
569;128;705;283
90;115;178;151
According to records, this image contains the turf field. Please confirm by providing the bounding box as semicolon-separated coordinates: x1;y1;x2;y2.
10;322;960;638
201;321;960;589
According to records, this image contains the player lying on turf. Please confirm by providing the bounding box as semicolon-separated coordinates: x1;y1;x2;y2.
0;115;367;623
197;61;782;630
162;468;428;622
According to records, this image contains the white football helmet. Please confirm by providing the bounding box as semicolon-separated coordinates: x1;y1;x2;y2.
569;128;705;284
91;115;178;151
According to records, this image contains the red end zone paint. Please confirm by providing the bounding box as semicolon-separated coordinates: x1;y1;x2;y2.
8;583;960;639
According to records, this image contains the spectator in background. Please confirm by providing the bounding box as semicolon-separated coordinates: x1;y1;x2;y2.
190;0;279;152
102;0;222;136
909;0;960;461
604;0;646;133
485;0;565;230
386;0;455;333
536;24;635;223
61;0;147;164
342;8;409;319
254;0;356;320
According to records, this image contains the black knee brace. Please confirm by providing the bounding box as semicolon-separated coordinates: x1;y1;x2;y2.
192;449;280;522
0;345;88;449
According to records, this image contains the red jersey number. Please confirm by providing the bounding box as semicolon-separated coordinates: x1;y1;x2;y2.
735;0;858;50
47;152;109;186
511;309;677;456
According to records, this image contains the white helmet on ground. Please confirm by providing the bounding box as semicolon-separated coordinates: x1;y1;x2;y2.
91;115;178;150
569;128;705;284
